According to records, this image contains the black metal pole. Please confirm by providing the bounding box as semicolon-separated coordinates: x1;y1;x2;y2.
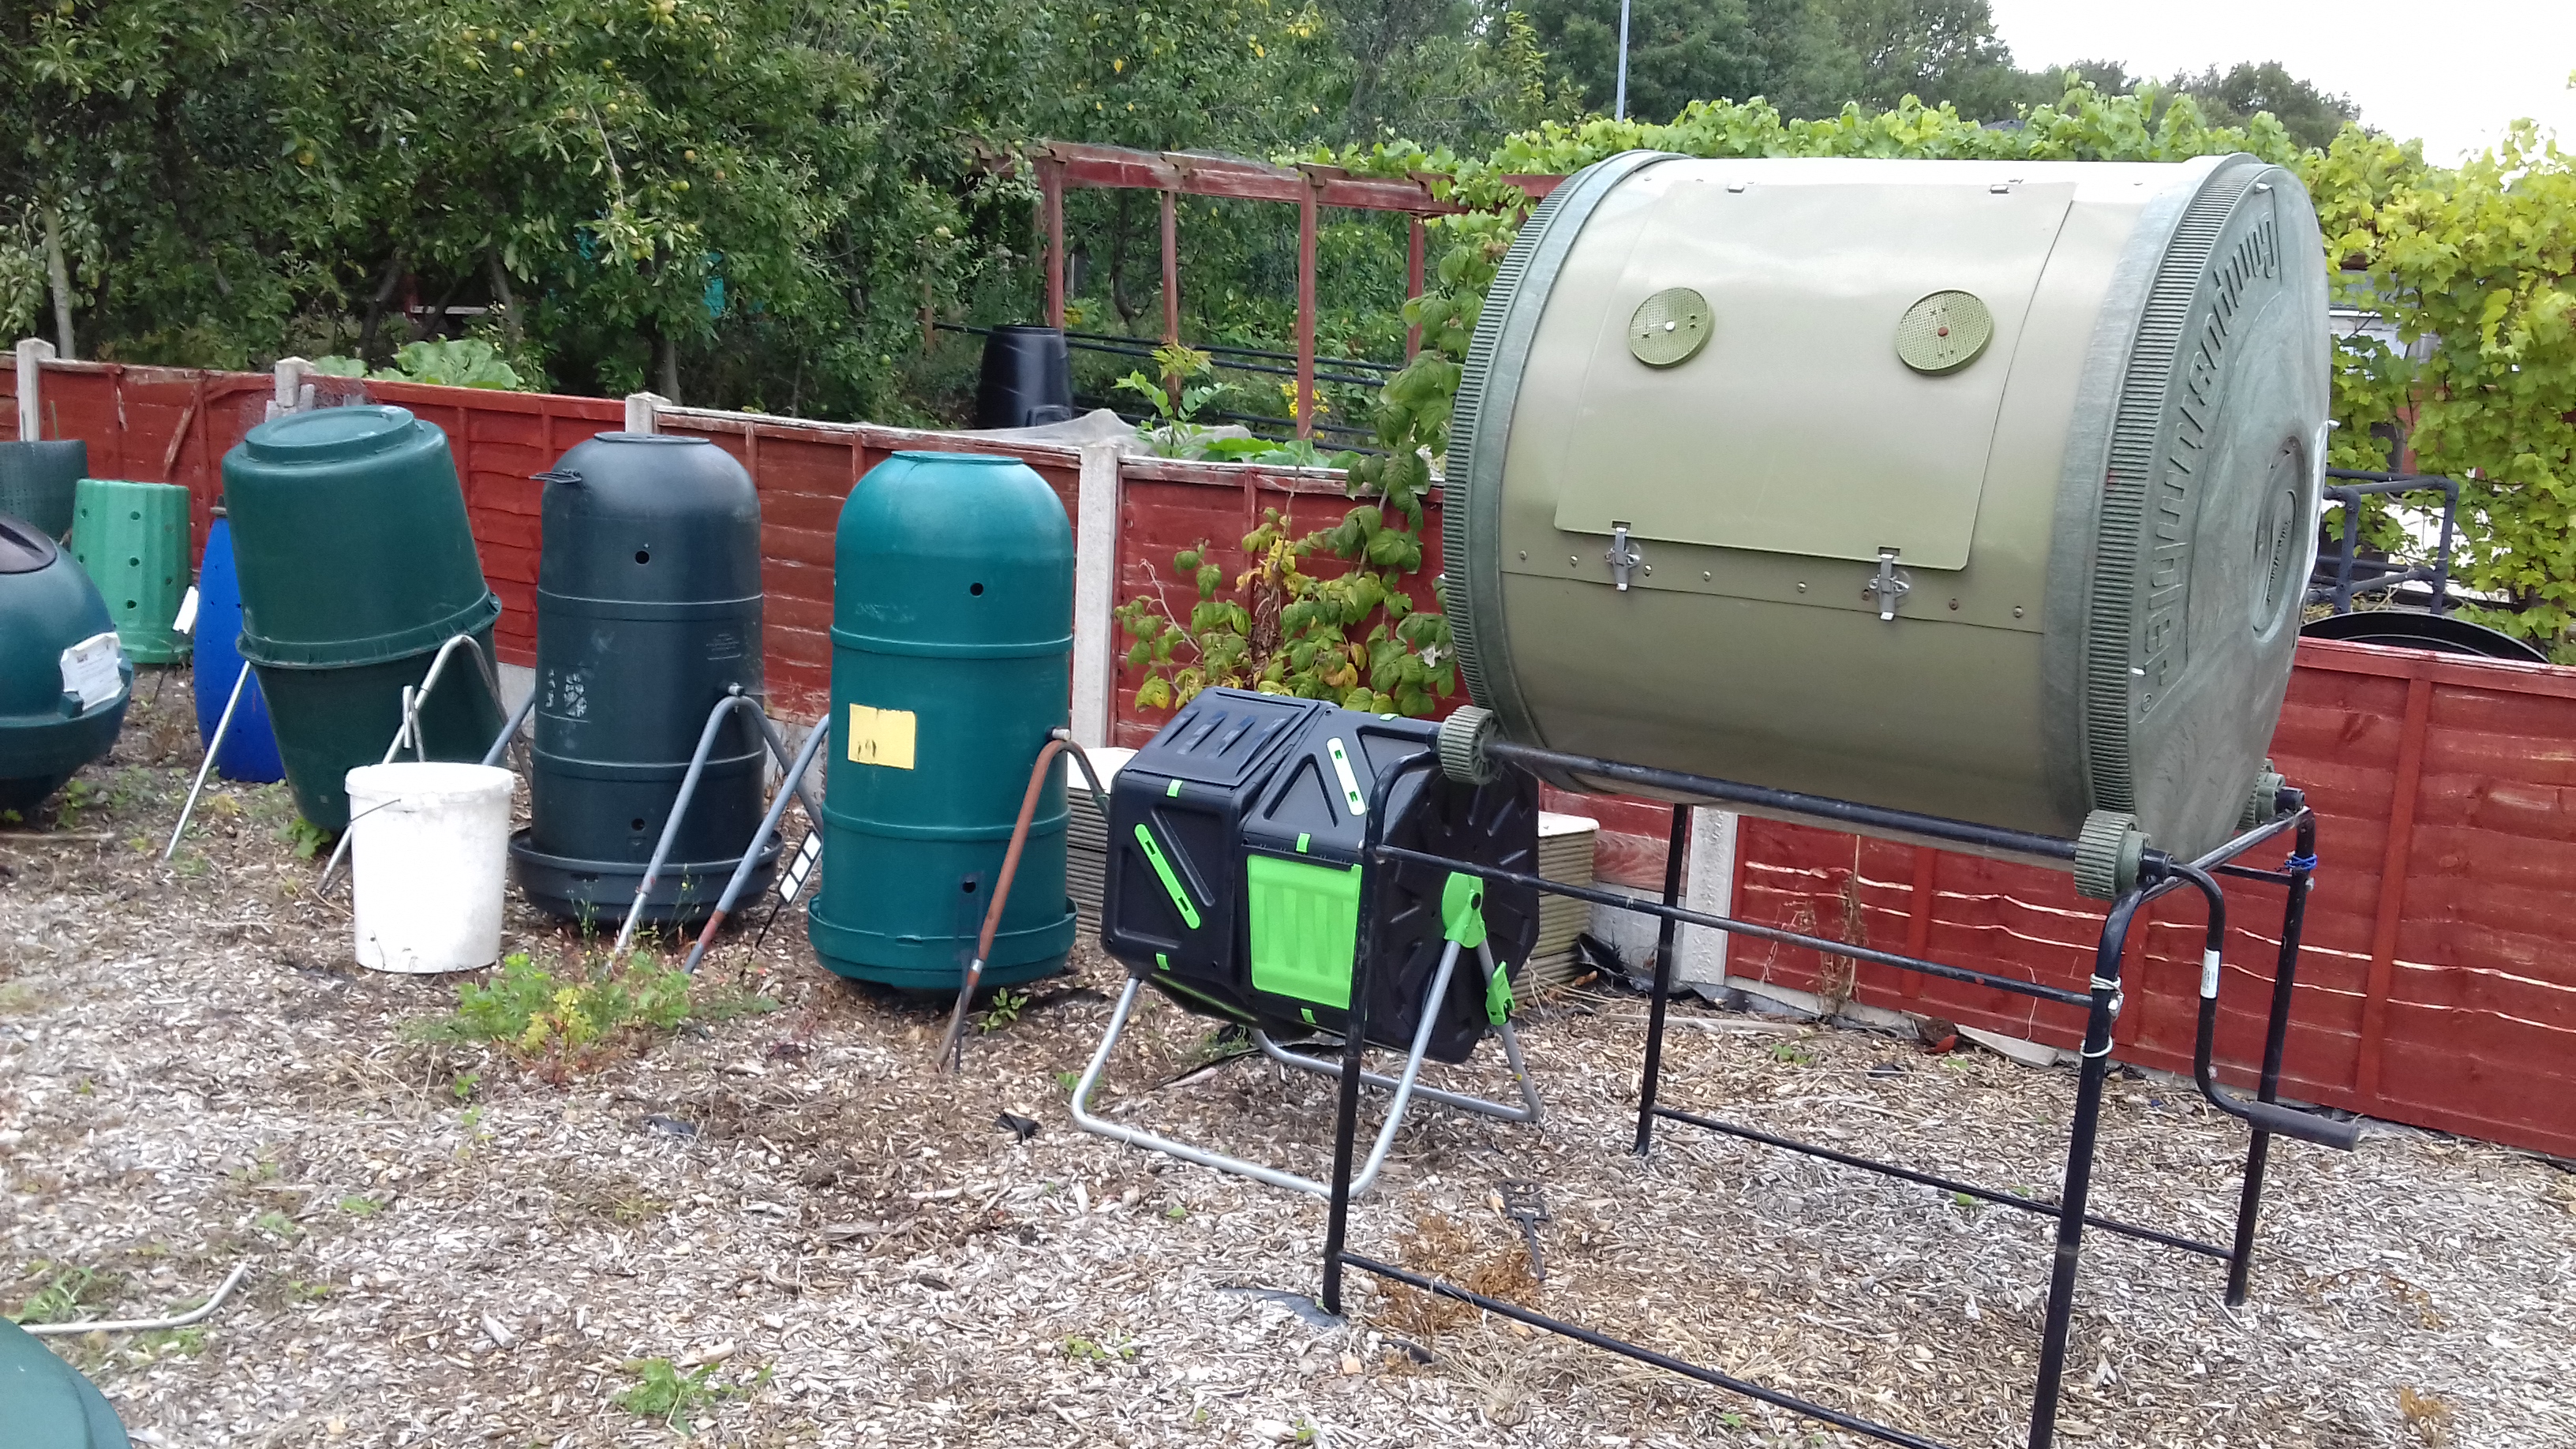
2027;889;2143;1449
2227;811;2316;1305
1320;752;1434;1316
2334;489;2361;615
1634;804;1692;1155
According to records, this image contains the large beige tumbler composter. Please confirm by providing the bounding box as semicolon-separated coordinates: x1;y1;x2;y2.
1443;151;2329;876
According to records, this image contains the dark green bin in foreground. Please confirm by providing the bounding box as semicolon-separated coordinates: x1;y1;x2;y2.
0;1318;130;1448
808;451;1076;990
222;406;503;831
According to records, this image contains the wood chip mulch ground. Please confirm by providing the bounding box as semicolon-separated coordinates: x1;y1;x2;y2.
5;676;2572;1447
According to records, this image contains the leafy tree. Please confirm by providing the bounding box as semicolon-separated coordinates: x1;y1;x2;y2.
1816;0;2012;114
1517;0;1859;122
2170;61;2361;152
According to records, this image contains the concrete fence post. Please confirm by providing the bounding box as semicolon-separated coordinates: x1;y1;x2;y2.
624;391;669;435
14;337;54;439
1070;440;1124;748
268;357;312;421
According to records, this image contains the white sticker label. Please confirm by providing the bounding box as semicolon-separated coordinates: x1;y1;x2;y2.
777;832;822;902
172;586;200;636
2200;948;2222;1000
59;631;124;710
1327;736;1366;816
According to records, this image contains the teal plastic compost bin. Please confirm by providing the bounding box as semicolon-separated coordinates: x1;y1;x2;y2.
0;512;131;815
0;1318;131;1448
221;406;504;832
69;477;192;665
807;451;1077;990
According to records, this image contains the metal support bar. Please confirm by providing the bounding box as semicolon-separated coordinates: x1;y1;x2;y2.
164;663;251;860
1634;803;1688;1154
2228;812;2318;1303
682;717;833;975
1485;739;2098;871
611;688;781;957
1252;943;1541;1125
318;633;504;890
1339;1253;1952;1449
1318;733;2331;1449
480;691;538;769
1068;934;1499;1200
1651;1105;2231;1260
1372;843;2092;1008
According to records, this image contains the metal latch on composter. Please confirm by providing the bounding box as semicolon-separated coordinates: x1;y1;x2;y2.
1606;523;1645;592
1863;547;1911;622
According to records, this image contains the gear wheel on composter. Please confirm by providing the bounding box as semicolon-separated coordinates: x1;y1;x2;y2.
1436;705;1500;785
2073;809;2147;901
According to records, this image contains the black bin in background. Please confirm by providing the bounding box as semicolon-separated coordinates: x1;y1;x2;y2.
974;325;1075;429
0;440;87;540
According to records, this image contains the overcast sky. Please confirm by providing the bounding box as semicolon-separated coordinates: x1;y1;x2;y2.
1987;0;2576;163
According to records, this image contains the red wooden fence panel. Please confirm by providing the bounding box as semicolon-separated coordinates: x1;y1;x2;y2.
1732;638;2576;1159
21;358;2563;1155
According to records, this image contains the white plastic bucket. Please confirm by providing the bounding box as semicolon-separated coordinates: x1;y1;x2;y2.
346;762;517;973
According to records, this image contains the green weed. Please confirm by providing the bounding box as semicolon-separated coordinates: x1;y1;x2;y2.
253;1209;301;1241
1053;1069;1083;1092
11;1264;120;1325
1059;1334;1137;1363
338;1195;384;1219
283;817;331;860
615;1357;763;1432
407;949;774;1081
978;988;1030;1032
1769;1040;1816;1066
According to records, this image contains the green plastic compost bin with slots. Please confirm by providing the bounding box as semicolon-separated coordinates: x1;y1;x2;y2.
221;406;504;832
69;477;191;665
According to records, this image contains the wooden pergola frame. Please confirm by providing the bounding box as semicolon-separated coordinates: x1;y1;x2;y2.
979;141;1463;440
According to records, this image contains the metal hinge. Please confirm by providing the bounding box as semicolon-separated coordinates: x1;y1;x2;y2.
1607;523;1644;592
1863;548;1911;622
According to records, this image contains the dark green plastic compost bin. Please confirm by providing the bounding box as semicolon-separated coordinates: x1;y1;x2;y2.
511;432;776;923
0;513;130;814
807;451;1076;990
0;439;85;539
221;406;503;831
69;477;191;665
0;1318;131;1449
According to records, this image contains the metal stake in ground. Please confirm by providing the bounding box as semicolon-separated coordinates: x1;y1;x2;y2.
938;731;1112;1072
682;716;833;975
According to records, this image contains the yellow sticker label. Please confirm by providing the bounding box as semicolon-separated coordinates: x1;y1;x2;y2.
846;704;917;769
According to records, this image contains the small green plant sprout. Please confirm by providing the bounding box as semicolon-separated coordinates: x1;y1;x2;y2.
1163;1203;1188;1222
451;1069;481;1102
1114;343;1232;457
616;1356;758;1432
11;1264;118;1325
1058;1333;1139;1364
1052;1069;1083;1092
1294;1419;1319;1445
253;1209;301;1241
283;817;331;860
978;988;1030;1033
1769;1040;1816;1067
338;1195;384;1219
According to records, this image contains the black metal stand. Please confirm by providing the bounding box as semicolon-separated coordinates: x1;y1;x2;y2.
1320;744;2351;1449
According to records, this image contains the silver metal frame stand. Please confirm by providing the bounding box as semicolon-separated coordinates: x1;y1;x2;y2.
609;689;822;957
680;717;833;974
316;633;502;890
1068;937;1541;1200
164;663;253;860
